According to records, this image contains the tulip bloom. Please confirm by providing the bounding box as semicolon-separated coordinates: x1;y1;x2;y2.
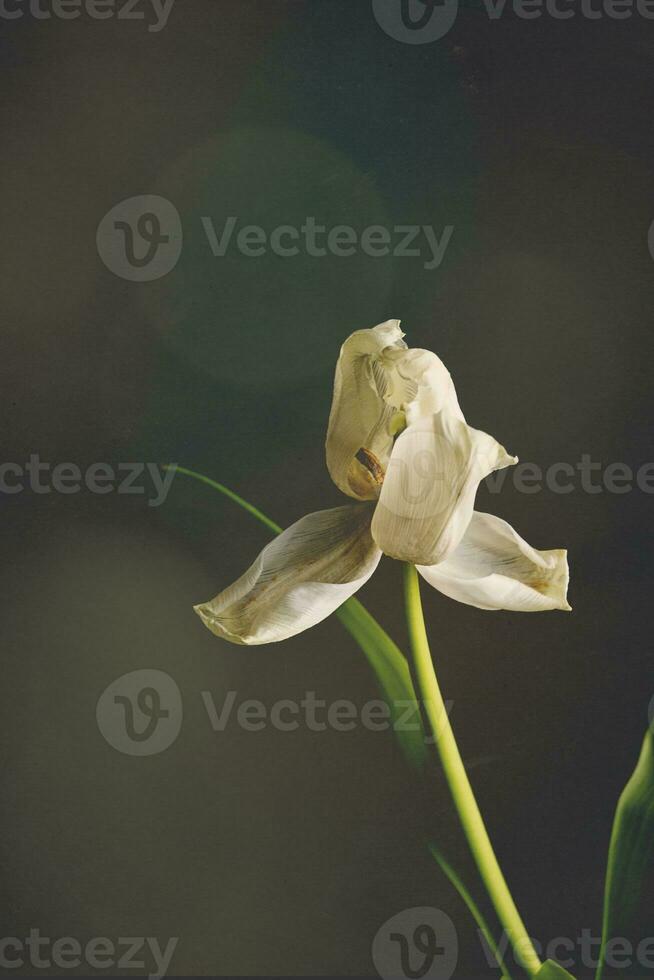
195;321;570;644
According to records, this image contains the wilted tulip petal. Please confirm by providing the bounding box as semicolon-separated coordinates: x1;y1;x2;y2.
371;411;517;566
417;512;571;611
325;322;468;502
326;320;407;500
194;505;381;645
382;346;465;425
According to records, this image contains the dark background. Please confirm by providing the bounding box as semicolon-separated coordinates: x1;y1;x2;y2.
1;0;653;976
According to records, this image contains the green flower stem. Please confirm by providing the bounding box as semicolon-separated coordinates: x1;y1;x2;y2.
403;563;542;977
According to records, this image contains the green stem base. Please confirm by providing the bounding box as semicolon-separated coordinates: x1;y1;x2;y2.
403;563;542;977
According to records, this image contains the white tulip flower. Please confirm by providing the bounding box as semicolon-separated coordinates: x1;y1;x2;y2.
195;321;570;644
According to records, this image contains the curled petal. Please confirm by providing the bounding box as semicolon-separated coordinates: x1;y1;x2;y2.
326;320;407;500
371;411;517;566
194;505;381;645
417;512;571;612
325;323;466;502
382;347;465;424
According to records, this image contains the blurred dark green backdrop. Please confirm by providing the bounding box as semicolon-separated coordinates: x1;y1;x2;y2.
1;1;653;976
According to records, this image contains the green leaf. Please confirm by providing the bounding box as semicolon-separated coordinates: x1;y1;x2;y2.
336;597;427;769
169;466;427;768
428;842;514;980
535;962;577;980
169;466;283;536
597;726;654;980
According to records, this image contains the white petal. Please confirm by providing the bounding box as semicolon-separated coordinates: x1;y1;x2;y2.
371;411;517;566
417;512;571;612
326;320;407;500
326;323;466;501
381;346;465;424
194;505;381;645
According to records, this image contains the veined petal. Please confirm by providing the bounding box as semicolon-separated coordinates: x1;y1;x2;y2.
194;505;381;645
417;512;571;612
326;320;407;500
371;411;517;566
381;346;465;424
